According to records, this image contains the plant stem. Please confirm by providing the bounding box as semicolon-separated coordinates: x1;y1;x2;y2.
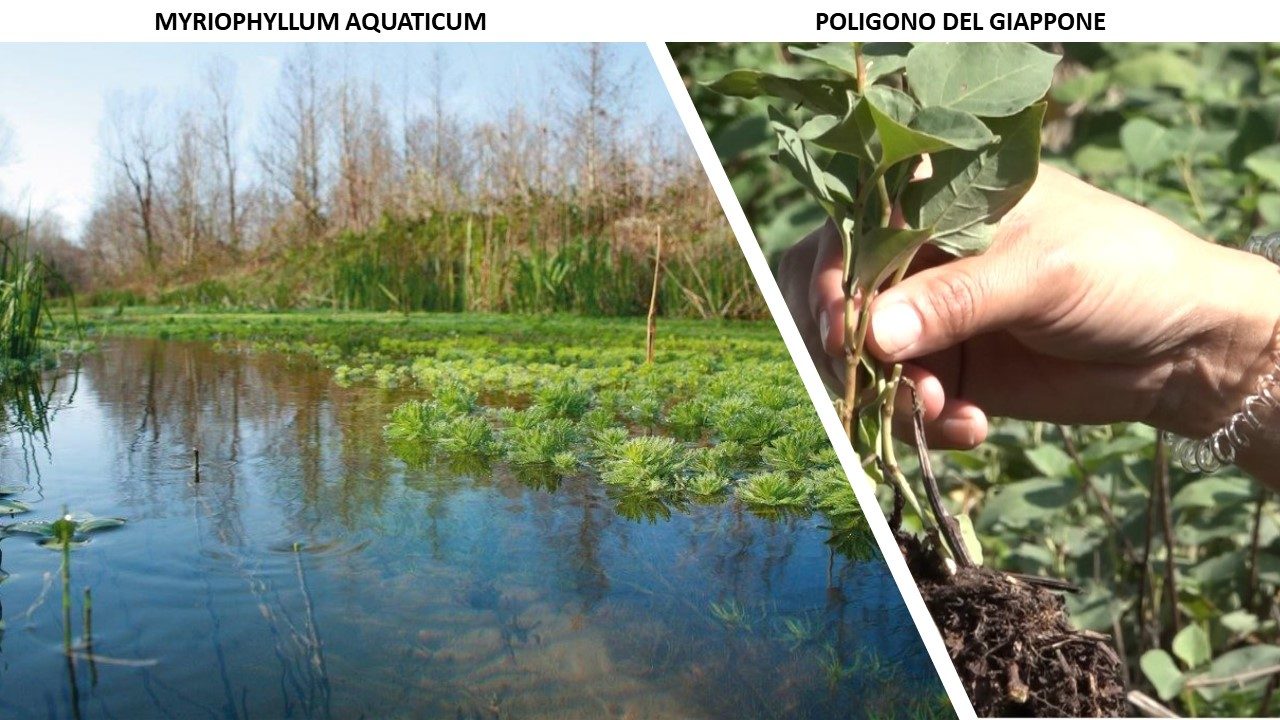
841;295;873;436
1155;431;1181;641
905;380;973;569
880;365;925;521
1060;425;1139;564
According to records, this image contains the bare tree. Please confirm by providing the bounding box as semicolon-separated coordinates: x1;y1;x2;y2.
104;91;166;272
203;56;242;253
167;108;209;265
560;43;634;199
258;46;328;239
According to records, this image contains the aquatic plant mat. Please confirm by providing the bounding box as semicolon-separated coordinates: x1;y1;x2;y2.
903;537;1127;717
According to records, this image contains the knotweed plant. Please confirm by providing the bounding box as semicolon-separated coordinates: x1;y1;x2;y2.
711;42;1058;565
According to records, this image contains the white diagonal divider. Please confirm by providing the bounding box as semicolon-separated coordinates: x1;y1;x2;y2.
646;40;977;719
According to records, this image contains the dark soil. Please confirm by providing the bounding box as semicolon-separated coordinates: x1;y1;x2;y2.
902;536;1128;717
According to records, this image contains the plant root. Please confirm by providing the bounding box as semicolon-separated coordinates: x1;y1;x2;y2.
904;536;1127;717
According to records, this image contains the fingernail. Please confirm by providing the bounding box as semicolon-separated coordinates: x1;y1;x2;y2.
818;310;830;350
872;303;922;356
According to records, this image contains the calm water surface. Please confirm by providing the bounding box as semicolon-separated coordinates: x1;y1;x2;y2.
0;340;943;719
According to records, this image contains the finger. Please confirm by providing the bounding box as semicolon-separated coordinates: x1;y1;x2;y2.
807;220;848;358
778;227;843;394
867;250;1044;363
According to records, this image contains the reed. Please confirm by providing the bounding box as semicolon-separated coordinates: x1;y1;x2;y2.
0;233;47;361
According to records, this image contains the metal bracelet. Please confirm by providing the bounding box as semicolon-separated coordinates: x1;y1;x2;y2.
1172;232;1280;473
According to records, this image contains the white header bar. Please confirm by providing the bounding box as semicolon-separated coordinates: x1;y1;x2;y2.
1;0;1273;42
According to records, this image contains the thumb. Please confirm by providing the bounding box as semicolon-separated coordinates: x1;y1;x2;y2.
867;251;1035;362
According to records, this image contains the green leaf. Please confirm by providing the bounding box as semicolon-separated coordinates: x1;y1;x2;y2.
902;103;1045;256
977;477;1076;530
705;69;764;98
1172;476;1255;511
0;484;26;496
853;227;932;291
769;108;837;215
797;104;872;161
0;498;30;516
1220;610;1260;637
1073;143;1128;177
1120;117;1176;174
77;516;126;533
866;88;995;169
1196;645;1280;702
1245;145;1280;189
706;70;855;115
789;43;912;85
1140;649;1186;701
5;520;53;535
906;43;1059;117
1172;625;1212;669
1024;444;1074;478
1111;50;1199;92
1259;193;1280;228
956;513;984;566
1051;69;1111;105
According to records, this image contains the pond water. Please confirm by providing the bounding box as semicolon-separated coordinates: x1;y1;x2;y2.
0;339;945;719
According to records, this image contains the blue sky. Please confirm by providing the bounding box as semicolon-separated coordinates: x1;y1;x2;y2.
0;43;677;239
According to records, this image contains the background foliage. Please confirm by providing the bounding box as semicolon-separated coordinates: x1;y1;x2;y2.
675;42;1280;716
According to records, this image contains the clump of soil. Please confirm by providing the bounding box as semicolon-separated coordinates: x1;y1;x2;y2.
902;537;1127;717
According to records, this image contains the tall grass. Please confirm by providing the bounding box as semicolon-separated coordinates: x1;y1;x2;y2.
149;210;767;319
0;232;47;361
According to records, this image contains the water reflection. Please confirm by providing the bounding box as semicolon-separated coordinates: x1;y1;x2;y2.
0;340;947;719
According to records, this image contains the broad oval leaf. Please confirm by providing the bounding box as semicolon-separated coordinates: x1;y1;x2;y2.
903;103;1046;255
906;43;1059;117
868;87;996;170
1195;645;1280;702
853;227;932;291
1245;145;1280;189
1140;649;1186;701
1120;117;1176;174
1024;444;1074;479
1172;625;1212;670
1172;476;1255;511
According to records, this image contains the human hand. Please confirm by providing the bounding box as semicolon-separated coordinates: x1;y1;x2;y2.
778;164;1280;478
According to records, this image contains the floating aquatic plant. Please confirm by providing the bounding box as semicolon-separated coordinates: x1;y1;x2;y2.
503;417;579;467
588;425;631;461
665;399;707;440
761;433;821;475
686;472;731;498
735;471;811;508
438;415;498;456
384;399;451;443
0;497;30;516
7;512;126;549
532;379;593;420
599;435;686;490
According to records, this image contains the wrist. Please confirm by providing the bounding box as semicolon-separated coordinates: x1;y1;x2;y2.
1154;243;1280;440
